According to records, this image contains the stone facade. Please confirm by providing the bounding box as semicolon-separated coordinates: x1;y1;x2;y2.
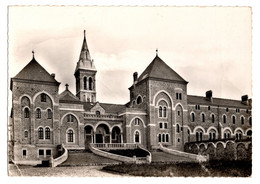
9;32;252;165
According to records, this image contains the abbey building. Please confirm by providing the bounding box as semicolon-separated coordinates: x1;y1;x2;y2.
9;31;252;165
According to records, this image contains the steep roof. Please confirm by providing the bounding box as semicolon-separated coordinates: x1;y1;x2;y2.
83;102;126;114
13;56;58;83
187;95;251;108
136;55;187;84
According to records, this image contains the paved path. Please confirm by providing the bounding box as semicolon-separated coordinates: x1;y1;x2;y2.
151;151;196;162
8;164;127;177
60;152;120;166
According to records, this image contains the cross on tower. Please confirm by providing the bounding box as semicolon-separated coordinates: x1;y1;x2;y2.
65;83;69;90
32;50;35;58
156;48;158;56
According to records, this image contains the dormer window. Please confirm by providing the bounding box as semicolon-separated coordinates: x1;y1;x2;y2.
96;111;100;115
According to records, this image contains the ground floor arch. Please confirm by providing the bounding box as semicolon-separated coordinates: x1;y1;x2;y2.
95;123;110;143
111;126;122;143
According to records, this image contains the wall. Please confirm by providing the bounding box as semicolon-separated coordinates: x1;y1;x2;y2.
184;140;252;161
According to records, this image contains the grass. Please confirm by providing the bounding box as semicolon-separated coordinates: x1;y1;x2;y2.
102;160;252;177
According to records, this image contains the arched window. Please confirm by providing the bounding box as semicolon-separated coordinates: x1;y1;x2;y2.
163;107;167;117
201;113;205;122
67;114;74;122
96;111;100;115
159;106;162;117
166;134;169;142
83;77;87;90
164;122;168;129
136;96;142;104
159;122;163;129
249;117;252;125
232;115;236;124
247;130;252;137
134;118;141;126
88;77;93;90
24;108;30;118
211;114;215;123
38;127;44;139
208;106;211;110
224;130;231;139
235;131;242;140
176;124;180;133
45;127;50;139
191;113;195;122
67;129;74;142
223;115;227;124
24;130;28;138
47;109;52;119
134;131;140;143
36;108;41;119
196;129;203;142
209;130;216;140
41;93;46;102
158;134;161;142
162;134;165;142
241;116;244;125
226;108;229;112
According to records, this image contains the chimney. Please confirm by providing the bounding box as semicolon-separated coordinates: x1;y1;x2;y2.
133;72;138;83
241;95;249;105
206;90;213;102
51;73;55;79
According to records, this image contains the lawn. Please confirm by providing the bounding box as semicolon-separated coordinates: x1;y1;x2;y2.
102;160;252;177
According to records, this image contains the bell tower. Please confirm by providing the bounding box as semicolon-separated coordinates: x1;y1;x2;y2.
74;30;97;102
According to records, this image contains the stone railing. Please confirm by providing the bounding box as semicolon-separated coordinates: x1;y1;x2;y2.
51;144;68;167
137;145;152;163
84;113;122;121
91;143;138;150
89;143;136;163
159;144;208;162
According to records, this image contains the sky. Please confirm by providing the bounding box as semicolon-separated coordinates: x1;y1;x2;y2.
8;6;252;104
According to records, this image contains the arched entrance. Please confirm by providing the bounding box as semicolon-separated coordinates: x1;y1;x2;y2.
84;125;94;148
111;126;121;143
95;124;110;143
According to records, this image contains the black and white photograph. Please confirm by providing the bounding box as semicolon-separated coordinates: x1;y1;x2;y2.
3;3;258;180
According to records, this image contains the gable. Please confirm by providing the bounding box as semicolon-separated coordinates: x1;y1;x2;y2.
90;102;106;114
59;89;81;104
